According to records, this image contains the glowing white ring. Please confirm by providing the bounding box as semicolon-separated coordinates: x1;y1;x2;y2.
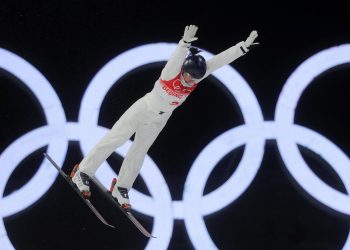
0;49;67;214
184;125;265;250
275;44;350;213
0;48;68;249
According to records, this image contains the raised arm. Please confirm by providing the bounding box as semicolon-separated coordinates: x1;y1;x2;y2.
160;25;198;80
201;30;258;79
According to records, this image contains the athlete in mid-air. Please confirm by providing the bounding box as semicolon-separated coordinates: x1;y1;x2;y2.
71;25;259;211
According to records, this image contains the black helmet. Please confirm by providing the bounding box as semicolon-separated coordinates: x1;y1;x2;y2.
182;47;207;79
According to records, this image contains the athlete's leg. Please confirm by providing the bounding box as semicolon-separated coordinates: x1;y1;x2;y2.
78;98;145;176
116;114;170;190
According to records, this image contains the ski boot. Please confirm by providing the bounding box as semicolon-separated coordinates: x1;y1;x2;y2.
110;178;132;212
70;164;91;199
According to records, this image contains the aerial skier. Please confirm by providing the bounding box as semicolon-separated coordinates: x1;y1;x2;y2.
71;24;259;212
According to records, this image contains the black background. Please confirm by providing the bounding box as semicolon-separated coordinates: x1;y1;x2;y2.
0;1;350;249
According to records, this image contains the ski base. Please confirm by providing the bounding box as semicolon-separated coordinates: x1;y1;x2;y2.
44;153;154;238
91;177;156;238
43;153;115;229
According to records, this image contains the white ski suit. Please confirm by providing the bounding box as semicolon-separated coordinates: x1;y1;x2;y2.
79;32;255;190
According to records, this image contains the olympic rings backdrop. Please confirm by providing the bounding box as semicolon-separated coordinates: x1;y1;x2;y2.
1;2;350;250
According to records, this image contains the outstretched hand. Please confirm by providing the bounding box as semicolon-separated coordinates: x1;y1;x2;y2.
244;30;259;49
183;25;198;43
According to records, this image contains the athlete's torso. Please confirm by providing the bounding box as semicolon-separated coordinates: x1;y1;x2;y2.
145;72;198;112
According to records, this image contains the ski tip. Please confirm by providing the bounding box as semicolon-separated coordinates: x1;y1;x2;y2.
101;221;116;229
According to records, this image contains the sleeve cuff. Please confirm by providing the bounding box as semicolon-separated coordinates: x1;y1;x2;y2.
180;39;191;47
238;41;249;54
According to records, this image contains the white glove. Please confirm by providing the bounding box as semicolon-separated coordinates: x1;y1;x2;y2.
244;30;259;49
182;25;198;43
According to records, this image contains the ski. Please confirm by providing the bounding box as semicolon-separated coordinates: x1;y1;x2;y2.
43;153;115;229
91;177;156;238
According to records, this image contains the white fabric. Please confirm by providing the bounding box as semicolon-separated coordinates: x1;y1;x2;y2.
244;30;258;48
79;96;171;189
182;25;198;43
